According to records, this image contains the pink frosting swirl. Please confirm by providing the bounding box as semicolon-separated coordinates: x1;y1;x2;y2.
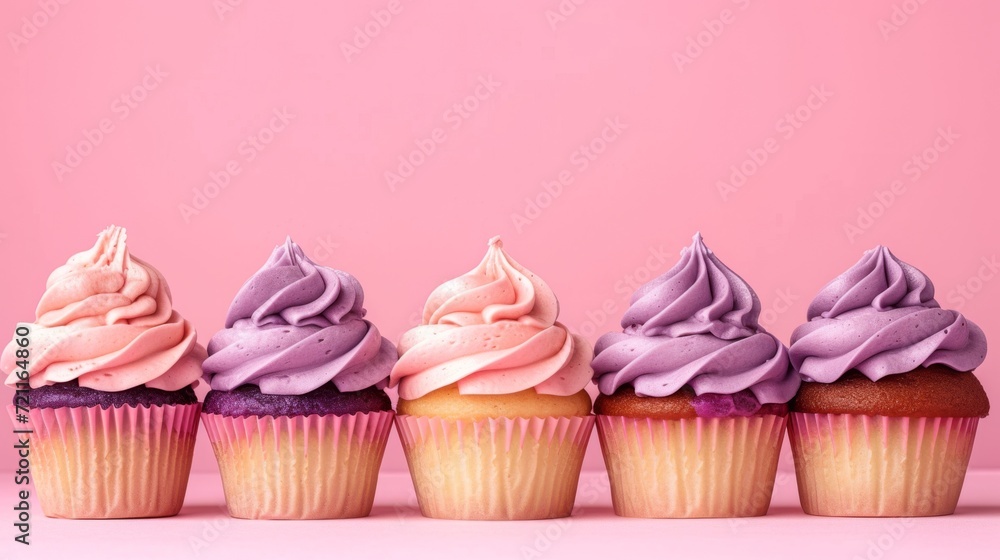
389;237;593;400
1;226;204;391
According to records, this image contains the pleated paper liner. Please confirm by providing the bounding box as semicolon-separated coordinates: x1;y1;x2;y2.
596;414;787;518
789;413;978;517
395;415;594;520
29;403;201;519
201;410;394;519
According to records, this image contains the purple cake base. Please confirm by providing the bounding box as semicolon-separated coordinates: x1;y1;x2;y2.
692;390;788;418
28;381;198;409
202;384;391;418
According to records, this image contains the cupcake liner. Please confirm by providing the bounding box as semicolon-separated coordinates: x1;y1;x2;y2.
29;403;200;519
788;413;978;517
201;410;394;519
596;414;787;518
395;415;594;520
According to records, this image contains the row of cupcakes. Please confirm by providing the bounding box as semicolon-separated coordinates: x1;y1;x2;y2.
1;227;988;520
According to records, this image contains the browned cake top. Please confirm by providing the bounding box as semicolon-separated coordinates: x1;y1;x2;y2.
791;366;990;417
595;385;788;419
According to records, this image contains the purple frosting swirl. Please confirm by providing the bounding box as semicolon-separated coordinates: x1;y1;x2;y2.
203;238;396;395
593;233;799;404
789;246;986;383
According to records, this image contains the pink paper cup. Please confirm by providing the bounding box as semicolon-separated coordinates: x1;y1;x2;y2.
395;415;594;520
789;413;978;517
596;414;787;518
201;410;394;520
29;403;200;519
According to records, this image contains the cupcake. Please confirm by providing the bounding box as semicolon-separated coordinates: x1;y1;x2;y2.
389;236;594;520
201;238;396;519
788;246;988;517
592;233;800;518
0;226;204;518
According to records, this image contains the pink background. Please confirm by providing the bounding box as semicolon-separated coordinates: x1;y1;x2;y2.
1;0;998;479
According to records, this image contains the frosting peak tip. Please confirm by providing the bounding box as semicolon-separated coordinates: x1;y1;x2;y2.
99;225;126;242
488;236;503;249
868;245;897;261
686;231;712;256
280;237;306;259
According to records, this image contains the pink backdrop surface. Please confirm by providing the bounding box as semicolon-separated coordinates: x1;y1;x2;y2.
1;0;998;480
